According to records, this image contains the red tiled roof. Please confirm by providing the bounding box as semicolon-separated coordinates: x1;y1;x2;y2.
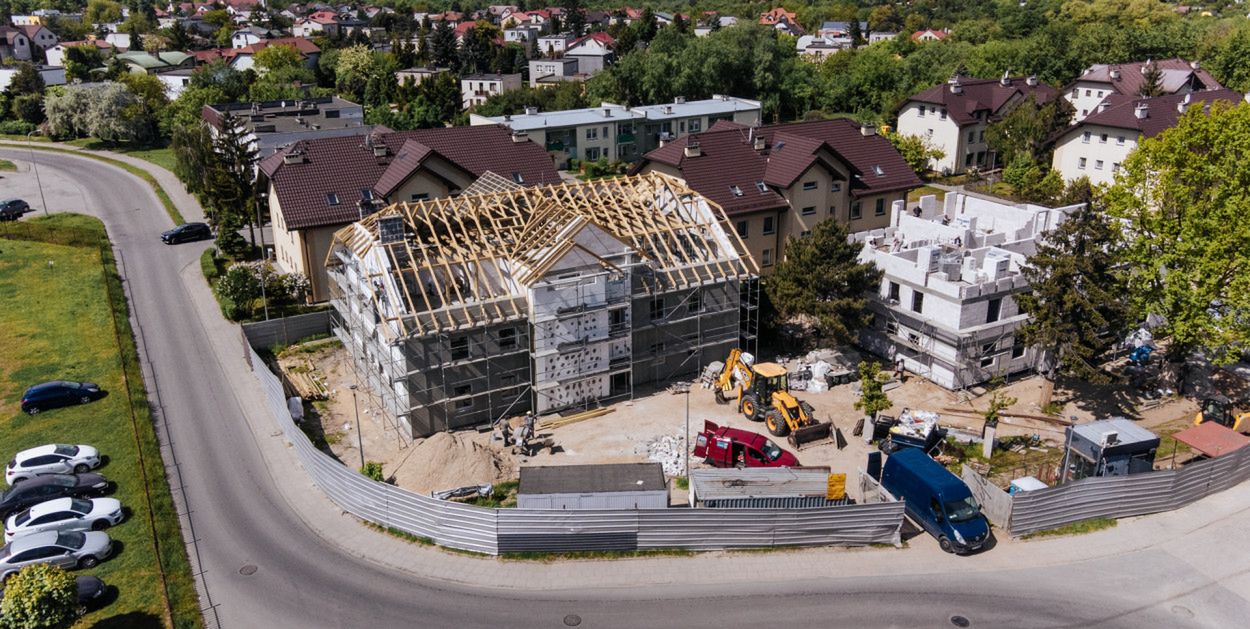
309;10;339;24
569;31;615;49
904;76;1059;125
1059;88;1242;140
260;126;560;230
643;119;921;216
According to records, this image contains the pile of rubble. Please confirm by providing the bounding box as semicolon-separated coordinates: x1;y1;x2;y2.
643;433;687;477
782;347;863;393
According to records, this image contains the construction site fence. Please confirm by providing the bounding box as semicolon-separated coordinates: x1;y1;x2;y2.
976;445;1250;537
246;340;905;555
961;465;1013;528
241;311;333;350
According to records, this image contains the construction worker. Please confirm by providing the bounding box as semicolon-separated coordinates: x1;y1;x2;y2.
894;357;906;382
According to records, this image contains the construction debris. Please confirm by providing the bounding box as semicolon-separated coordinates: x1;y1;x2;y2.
644;433;687;477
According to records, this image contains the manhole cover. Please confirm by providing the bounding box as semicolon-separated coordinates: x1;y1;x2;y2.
950;616;971;628
1171;606;1193;618
562;614;582;627
238;565;258;576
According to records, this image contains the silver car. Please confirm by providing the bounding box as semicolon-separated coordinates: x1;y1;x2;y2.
0;531;112;580
6;444;102;485
4;497;124;542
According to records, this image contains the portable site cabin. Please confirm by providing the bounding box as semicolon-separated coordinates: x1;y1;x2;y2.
1063;418;1159;482
517;463;668;509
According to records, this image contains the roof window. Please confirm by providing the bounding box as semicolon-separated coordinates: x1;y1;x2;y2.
755;181;768;193
326;192;340;205
360;189;373;201
512;172;524;183
873;165;885;177
730;185;744;197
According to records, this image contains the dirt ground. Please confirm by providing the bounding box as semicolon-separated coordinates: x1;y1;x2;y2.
283;339;1238;500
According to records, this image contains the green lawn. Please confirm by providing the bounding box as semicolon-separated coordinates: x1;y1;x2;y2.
0;216;201;629
0;159;15;171
907;185;946;203
64;140;177;174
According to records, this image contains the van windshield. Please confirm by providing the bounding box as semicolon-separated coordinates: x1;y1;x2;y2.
944;496;980;523
760;439;783;461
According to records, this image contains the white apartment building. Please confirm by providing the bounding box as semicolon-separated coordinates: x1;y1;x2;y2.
460;73;523;109
470;95;761;168
895;74;1057;175
528;57;580;87
1052;88;1243;186
854;193;1081;389
1065;58;1222;123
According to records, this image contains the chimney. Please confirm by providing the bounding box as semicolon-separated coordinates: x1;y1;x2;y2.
511;130;529;143
603;107;612;117
373;144;388;157
1141;58;1151;74
1097;101;1110;113
664;105;673;114
1191;60;1201;70
504;113;511;121
675;96;686;104
1025;75;1038;87
753;135;766;151
1000;70;1011;87
524;106;538;115
948;75;963;94
860;123;876;137
282;151;304;165
683;141;701;158
1135;103;1149;119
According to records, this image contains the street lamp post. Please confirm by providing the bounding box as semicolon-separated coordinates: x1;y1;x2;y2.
27;131;49;217
350;384;364;470
684;384;691;480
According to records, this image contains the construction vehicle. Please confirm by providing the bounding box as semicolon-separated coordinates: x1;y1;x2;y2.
1193;395;1250;433
714;350;833;444
693;421;800;468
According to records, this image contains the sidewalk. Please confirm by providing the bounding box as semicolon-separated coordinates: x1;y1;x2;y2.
27;140;1250;595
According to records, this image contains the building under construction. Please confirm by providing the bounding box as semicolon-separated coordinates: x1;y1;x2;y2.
326;171;759;438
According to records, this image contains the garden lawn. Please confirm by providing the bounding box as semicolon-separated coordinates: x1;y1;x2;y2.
0;215;201;629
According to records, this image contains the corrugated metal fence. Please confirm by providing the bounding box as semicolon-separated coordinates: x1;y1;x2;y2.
961;465;1013;528
246;340;905;554
1008;445;1250;536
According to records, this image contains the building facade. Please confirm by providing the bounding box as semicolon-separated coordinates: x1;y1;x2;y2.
325;172;757;436
460;73;523;109
853;193;1081;389
1065;58;1222;123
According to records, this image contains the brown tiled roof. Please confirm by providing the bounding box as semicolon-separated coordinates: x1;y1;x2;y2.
1073;58;1223;98
260;125;559;230
904;76;1059;125
642;119;922;216
1058;88;1242;141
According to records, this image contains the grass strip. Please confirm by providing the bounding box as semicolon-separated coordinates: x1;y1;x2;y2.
1022;517;1117;539
0;142;186;225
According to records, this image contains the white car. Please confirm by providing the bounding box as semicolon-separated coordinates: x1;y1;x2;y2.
5;445;101;485
4;497;124;542
0;531;113;580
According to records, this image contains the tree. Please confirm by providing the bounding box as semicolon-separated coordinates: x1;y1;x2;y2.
975;379;1017;438
335;45;375;103
172;121;215;198
0;563;79;629
458;22;500;76
85;0;123;26
1138;61;1163;97
216;263;262;319
5;62;45;97
166;18;191;51
766;218;882;344
430;21;458;70
560;0;586;38
44;82;147;142
253;44;304;75
207;112;260;247
985;95;1073;165
1104;102;1250;369
848;19;865;48
886;132;944;176
853;361;892;421
64;44;105;83
1017;187;1128;407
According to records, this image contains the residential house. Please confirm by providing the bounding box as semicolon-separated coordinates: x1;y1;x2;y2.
637;119;921;271
45;40;115;66
103;32;131;50
853;193;1081;389
694;15;737;37
1052;88;1243;186
396;66;449;86
324;171;755;436
1064;58;1223;123
911;29;948;42
503;26;540;54
528;57;580;87
795;35;844;61
461;73;523;109
472;95;762;168
293;11;341;37
203;96;370;160
501;8;553;32
231;26;284;49
227;38;321;72
565;31;614;75
537;32;574;57
116;51;195;75
0;65;65;91
258;125;560;302
17;24;58;59
759;7;804;35
894;73;1059;174
157;67;196;98
0;27;32;61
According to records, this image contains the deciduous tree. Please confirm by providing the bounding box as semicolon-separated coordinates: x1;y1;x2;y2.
0;563;79;629
886;132;944;176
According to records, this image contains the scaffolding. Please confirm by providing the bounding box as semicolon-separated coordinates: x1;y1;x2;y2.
325;172;760;437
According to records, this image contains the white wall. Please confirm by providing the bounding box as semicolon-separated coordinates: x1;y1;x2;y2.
1065;80;1115;122
895;101;963;173
1052;124;1138;185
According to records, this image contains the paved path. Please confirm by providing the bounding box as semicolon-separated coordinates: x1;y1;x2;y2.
2;147;1248;628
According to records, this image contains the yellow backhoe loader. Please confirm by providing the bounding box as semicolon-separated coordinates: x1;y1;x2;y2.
714;350;833;446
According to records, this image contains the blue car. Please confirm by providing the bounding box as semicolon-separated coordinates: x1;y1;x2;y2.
20;381;106;415
881;448;990;554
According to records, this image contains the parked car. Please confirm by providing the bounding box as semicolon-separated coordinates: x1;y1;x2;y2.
6;444;102;485
0;474;109;519
693;420;800;468
0;199;31;221
0;575;106;606
19;381;105;415
0;531;113;580
4;497;124;542
161;222;212;244
880;448;990;554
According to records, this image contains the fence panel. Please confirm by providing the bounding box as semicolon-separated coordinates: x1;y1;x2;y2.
636;502;905;550
497;511;640;552
241;311;333;349
961;465;1013;528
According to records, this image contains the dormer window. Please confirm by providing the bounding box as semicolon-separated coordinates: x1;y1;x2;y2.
730;185;744;197
326;192;340;205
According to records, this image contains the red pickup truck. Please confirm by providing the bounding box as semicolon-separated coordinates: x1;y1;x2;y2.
693;420;800;468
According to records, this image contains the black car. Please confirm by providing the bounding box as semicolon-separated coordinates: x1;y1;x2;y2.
20;381;105;415
0;474;109;519
0;199;31;221
161;222;212;244
0;576;106;606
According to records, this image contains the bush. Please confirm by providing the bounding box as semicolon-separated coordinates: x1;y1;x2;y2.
200;248;221;281
0;564;80;629
215;263;261;319
360;461;384;481
10;94;45;125
0;120;37;135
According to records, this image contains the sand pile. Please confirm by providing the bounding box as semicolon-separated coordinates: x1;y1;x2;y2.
395;432;516;494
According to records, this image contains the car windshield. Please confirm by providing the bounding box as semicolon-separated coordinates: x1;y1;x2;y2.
62;382;82;389
70;499;92;514
944;496;981;523
54;445;79;457
13;510;32;527
49;475;76;488
760;439;784;461
56;532;86;549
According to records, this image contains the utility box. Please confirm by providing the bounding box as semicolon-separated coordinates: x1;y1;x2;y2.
1064;418;1159;482
517;463;668;509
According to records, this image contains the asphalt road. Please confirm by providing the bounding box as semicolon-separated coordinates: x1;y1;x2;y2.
2;148;1247;629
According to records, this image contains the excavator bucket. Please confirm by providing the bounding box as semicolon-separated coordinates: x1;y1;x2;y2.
789;420;834;449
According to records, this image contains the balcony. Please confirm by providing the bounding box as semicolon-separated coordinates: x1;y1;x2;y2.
545;140;565;151
615;133;635;144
